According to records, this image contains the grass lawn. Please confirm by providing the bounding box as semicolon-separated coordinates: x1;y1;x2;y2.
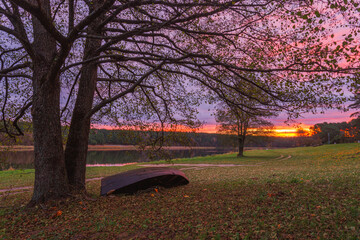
0;143;359;239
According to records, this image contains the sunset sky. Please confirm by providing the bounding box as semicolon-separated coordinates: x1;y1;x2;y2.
195;104;356;136
93;102;356;137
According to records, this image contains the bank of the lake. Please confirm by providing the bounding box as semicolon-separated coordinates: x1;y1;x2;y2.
0;145;219;151
1;146;236;170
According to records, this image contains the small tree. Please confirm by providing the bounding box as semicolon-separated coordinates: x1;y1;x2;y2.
215;103;274;157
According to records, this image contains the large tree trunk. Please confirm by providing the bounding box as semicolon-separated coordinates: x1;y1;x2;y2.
64;15;102;191
64;63;97;191
30;2;69;204
237;135;245;157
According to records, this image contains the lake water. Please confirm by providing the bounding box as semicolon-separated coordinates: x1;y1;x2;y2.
0;148;235;170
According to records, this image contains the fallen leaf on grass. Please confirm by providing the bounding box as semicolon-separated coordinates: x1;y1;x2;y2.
51;210;62;218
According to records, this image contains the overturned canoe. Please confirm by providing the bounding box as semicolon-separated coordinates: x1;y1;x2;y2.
100;167;189;196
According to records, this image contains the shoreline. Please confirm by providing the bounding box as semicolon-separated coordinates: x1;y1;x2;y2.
0;145;286;152
1;145;219;152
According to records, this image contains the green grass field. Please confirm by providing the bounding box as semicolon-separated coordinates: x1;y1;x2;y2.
0;143;359;239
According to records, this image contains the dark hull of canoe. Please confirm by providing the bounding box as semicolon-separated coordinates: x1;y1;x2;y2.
100;167;189;196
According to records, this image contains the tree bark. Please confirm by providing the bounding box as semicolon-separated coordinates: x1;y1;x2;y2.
30;1;69;204
64;9;103;191
64;62;98;191
237;135;245;157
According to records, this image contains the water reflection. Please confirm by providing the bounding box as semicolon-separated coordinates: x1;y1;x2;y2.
1;151;34;170
1;148;234;170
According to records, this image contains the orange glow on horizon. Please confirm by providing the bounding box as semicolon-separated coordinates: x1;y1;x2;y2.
198;125;312;137
197;124;217;133
91;124;116;130
92;124;312;137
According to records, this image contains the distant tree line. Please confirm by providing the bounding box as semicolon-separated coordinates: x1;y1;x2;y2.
86;128;303;148
74;118;360;148
2;118;359;149
80;117;360;147
310;118;360;144
88;129;240;148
